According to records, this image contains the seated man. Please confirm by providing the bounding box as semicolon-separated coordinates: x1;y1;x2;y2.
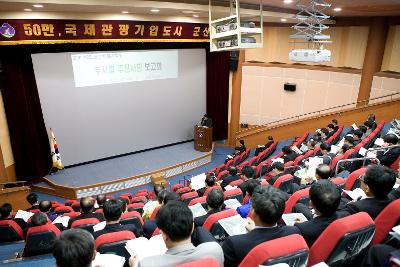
326;124;336;138
343;135;355;148
222;186;300;267
220;166;241;190
254;136;274;157
53;228;95;267
95;194;106;211
376;134;400;167
237;179;261;218
26;193;39;211
143;184;165;220
316;143;335;165
332;119;339;132
282;146;297;163
267;162;285;185
30;212;48;227
237;165;255;195
0;203;26;230
39;200;59;221
68;197;105;228
130;201;224;267
340;165;397;219
93;198;142;239
196;175;217;197
320;128;330;142
353;129;363;146
194;188;225;227
294;180;342;246
290;164;331;194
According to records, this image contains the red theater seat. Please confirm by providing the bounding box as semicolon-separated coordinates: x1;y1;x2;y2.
239;234;309;267
171;183;184;192
330;177;346;188
331;154;344;170
204;186;222;196
181;191;199;205
344;167;367;191
176;187;191;196
372;199;400;245
24;224;61;257
54;205;74;214
203;209;237;241
0;220;24;243
150;206;161;220
135;191;149;198
188;196;207;209
390;155;400;170
95;209;103;214
120;211;144;230
224;188;243;203
71;218;100;233
176;259;220;267
217;170;229;181
71;201;81;212
273;174;294;193
127;202;144;214
308;212;375;266
95;231;135;262
284;188;310;214
131;196;147;204
294;155;306;166
120;193;132;199
229;179;244;187
63;212;81;218
64;199;75;206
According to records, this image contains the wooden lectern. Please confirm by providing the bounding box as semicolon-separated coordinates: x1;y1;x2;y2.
194;126;213;152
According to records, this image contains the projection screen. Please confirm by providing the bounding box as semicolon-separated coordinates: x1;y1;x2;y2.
32;49;206;166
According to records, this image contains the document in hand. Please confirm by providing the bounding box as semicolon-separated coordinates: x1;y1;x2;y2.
343;188;367;200
351;123;358;130
366;151;377;159
224;199;242;210
189;203;207;218
224;185;238;191
291;146;302;155
92;253;126;267
308;157;324;177
390;225;400;241
14;210;34;222
271;158;284;164
190;173;206;191
93;221;107;232
125;235;167;260
330;145;340;155
300;143;309;153
218;214;247;236
359;147;367;157
374;138;385;147
282;213;308;226
52;216;70;228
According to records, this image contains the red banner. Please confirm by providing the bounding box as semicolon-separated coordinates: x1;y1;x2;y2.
0;19;210;45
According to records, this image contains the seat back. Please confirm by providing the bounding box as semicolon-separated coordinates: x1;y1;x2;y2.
224;188;243;203
343;148;356;160
188;196;208;209
176;259;220;267
204;186;222;196
273;174;294;193
63;211;81;218
239;234;309;267
130;196;147;204
71;218;100;234
71;201;81;212
308;212;375;267
284;188;310;213
389;155;400;170
203;209;237;241
171;183;184;192
294;155;305;166
0;220;24;242
150;205;161;220
54;205;74;214
176;187;191;195
25;224;61;257
344;167;367;190
127;203;144;214
217;170;229;181
330;177;346;188
229;179;244;187
64;199;75;206
95;231;135;263
331;154;344;170
120;211;144;230
372;199;400;244
181;191;199;205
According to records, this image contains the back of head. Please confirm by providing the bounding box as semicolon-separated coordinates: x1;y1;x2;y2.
53;228;95;267
96;194;106;207
0;203;12;218
80;197;95;213
308;140;317;149
344;135;354;144
117;197;129;211
206;188;225;210
367;114;375;122
320;143;331;153
154;184;165;196
103;198;123;222
228;166;238;176
246;179;261;196
268;136;274;141
310;180;341;216
316;164;331;179
157;190;168;204
321;128;329;136
205;175;216;187
31;212;48;226
241;165;255;179
327;124;335;130
358;125;367;134
353;129;363;139
239;140;245;146
27;193;38;205
383;134;399;145
364;120;373;129
364;165;396;199
332;119;338;125
251;186;286;225
271;162;284;172
39;200;52;213
282;146;292;155
156;201;193;242
341;144;350;154
163;192;181;205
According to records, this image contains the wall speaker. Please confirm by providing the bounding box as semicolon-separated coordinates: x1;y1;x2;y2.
284;83;296;92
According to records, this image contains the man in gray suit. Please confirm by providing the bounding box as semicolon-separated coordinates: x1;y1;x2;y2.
129;201;224;267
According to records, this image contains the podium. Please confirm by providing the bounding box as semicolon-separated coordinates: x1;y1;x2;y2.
194;125;213;152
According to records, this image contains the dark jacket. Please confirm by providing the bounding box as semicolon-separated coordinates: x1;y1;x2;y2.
340;197;392;219
221;175;241;190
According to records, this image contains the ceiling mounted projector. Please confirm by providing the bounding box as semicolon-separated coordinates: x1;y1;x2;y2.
289;49;331;63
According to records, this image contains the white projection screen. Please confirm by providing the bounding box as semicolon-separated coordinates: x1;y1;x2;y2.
32;49;206;166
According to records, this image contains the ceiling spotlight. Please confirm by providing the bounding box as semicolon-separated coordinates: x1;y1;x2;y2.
193;14;199;18
24;8;32;11
283;0;293;4
122;11;129;14
333;7;342;12
281;18;287;22
150;9;160;13
33;4;43;8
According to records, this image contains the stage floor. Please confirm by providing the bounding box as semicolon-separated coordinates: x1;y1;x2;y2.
46;141;210;188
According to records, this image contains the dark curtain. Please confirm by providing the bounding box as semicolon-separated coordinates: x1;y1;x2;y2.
206;51;230;141
0;43;230;181
1;52;52;181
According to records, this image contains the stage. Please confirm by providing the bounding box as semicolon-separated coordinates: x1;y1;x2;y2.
32;141;213;199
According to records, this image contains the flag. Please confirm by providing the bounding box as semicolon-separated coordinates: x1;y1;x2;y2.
50;128;64;170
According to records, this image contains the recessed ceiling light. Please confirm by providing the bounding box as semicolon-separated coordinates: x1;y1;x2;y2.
281;18;287;22
122;11;129;14
283;0;293;4
150;9;160;13
333;7;342;12
24;8;32;11
33;4;43;8
193;14;199;18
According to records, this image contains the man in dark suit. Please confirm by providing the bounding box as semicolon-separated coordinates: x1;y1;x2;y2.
194;188;225;227
340;165;397;219
95;194;106;211
267;162;285;185
332;119;339;132
282;146;297;163
220;166;241;190
68;197;105;228
377;134;400;167
93;198;142;239
294;180;343;247
353;129;363;146
222;186;300;267
326;124;336;139
25;193;39;211
254;136;274;157
237;165;255;195
0;203;27;230
315;143;335;166
200;114;212;128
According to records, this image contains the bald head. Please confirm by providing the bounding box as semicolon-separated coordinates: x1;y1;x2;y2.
80;197;95;213
39;200;52;213
316;164;331;180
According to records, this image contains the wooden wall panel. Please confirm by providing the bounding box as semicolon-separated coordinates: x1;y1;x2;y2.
382;25;400;72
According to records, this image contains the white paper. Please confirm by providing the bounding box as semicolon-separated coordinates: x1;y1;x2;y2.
390;225;400;240
308;157;324;177
125;235;167;260
330;145;340;155
271;158;284;164
190;173;206;191
93;221;106;232
351;124;358;130
227;155;233;159
394;184;399;189
224;185;238;191
53;216;70;228
337;138;345;148
300;143;308;153
92;253;126;267
218;214;247;236
224;199;242;210
311;263;330;267
258;145;265;148
343;188;367;200
359;147;367;157
282;213;308;226
374;138;385;147
189;203;207;218
14;210;34;222
259;264;290;267
366;151;377;159
291;146;302;155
